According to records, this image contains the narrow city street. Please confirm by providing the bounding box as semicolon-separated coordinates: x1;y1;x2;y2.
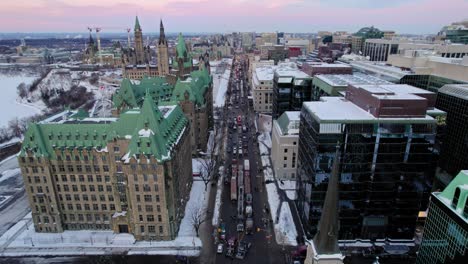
210;55;287;264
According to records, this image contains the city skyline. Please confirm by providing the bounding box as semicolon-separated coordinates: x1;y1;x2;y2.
1;0;467;34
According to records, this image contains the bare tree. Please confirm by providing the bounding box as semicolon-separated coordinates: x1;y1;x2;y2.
17;82;28;99
8;118;23;138
198;128;219;191
190;204;207;237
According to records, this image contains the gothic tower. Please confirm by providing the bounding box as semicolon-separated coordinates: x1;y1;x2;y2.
134;16;145;64
157;19;169;76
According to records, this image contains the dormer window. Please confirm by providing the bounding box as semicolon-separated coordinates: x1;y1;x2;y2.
452;187;460;209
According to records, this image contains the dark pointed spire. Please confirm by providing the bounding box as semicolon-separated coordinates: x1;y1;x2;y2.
134;16;141;31
159;19;166;45
313;143;341;255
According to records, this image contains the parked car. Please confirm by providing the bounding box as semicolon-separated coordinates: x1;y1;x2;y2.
225;247;234;258
217;243;224;254
246;194;253;205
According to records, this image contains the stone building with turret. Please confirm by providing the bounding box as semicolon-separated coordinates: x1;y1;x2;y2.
121;16;151;66
18;94;192;241
113;67;213;155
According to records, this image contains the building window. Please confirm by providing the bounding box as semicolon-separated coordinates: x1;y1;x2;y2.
101;204;107;210
147;215;154;222
146;205;153;212
88;175;94;182
135;184;140;192
140;225;145;233
453;187;460;208
159;226;163;234
144;195;152;202
157;215;162;222
148;225;155;233
155;195;160;202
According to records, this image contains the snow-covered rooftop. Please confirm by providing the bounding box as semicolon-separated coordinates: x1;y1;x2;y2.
275;62;310;79
304;62;352;68
285;111;300;121
303;97;435;124
159;105;177;119
350;61;413;80
255;66;275;81
315;72;392;87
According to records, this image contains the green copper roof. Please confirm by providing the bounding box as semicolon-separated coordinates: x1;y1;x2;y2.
20;96;187;162
126;93;187;161
437;170;468;222
134;16;141;31
176;33;187;59
171;68;212;106
113;76;174;109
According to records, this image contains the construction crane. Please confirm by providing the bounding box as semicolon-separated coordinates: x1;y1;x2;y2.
126;28;131;48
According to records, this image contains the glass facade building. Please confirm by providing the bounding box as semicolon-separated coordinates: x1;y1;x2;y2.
434;85;468;177
399;75;467;94
297;92;437;240
416;171;468;264
272;74;312;119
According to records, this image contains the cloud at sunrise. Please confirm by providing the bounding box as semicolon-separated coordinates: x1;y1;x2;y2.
0;0;467;33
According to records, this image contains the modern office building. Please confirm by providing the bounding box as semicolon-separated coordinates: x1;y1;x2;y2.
311;73;392;100
438;19;468;44
272;62;312;118
435;84;468;179
300;62;352;77
416;170;468;264
19;94;192;241
388;53;468;82
348;60;413;83
252;65;275;113
399;74;467;93
351;36;364;54
363;39;401;61
297;84;438;240
271;111;300;180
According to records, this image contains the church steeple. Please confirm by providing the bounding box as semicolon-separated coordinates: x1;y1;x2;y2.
159;19;167;46
313;144;341;255
134;16;141;32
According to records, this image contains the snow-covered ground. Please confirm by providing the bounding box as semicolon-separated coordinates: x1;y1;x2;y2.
256;117;298;246
0;181;209;257
212;166;224;226
275;202;298;246
278;180;297;200
0;74;41;127
211;59;232;107
0;168;21;184
177;181;210;239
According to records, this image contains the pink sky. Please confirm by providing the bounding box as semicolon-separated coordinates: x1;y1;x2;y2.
0;0;467;33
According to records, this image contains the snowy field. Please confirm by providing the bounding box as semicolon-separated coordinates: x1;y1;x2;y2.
0;74;41;128
0;181;209;257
